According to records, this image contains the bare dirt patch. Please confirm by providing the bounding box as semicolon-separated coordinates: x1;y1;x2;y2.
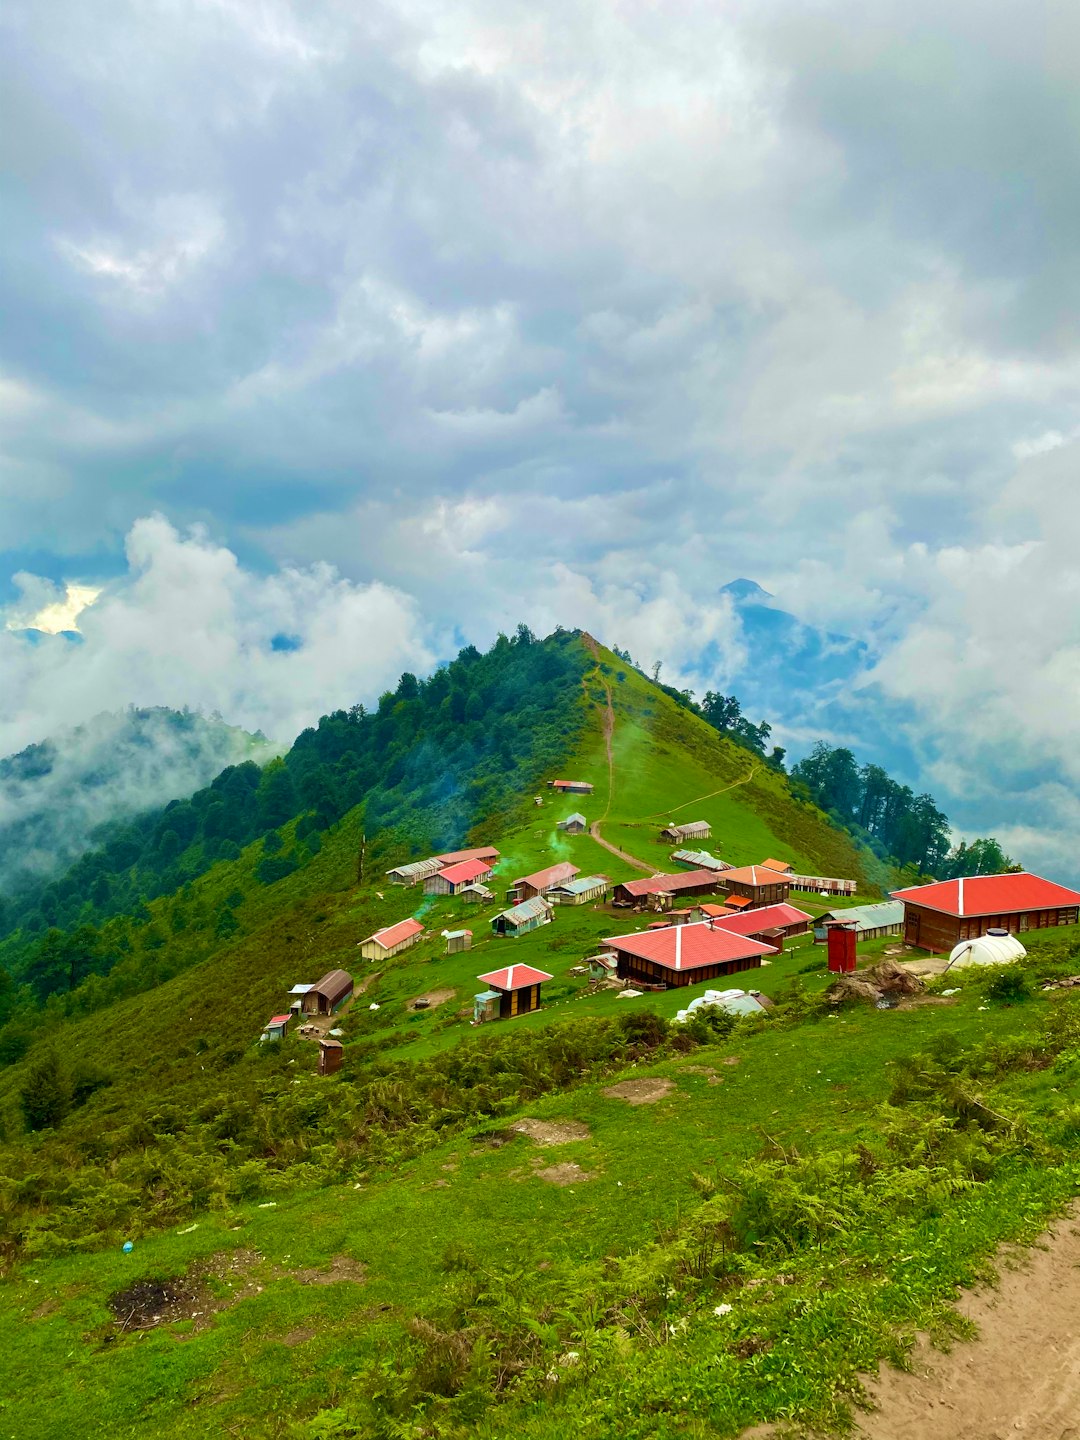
410;987;456;1010
512;1118;591;1145
281;1326;316;1347
603;1077;675;1105
107;1249;264;1334
291;1255;367;1286
534;1162;596;1187
857;1209;1080;1440
721;1056;742;1067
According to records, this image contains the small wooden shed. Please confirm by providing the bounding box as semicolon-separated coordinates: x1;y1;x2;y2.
556;813;588;834
548;874;608;905
443;928;473;954
661;820;712;842
474;963;554;1020
262;1014;290;1041
318;1038;344;1075
491;896;553;936
302;970;354;1015
359;918;424;962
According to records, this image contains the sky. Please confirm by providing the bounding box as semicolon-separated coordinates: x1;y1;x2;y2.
3;0;1080;872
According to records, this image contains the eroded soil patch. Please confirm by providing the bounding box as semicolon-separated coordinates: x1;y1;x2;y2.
107;1249;263;1334
291;1255;367;1286
534;1162;596;1187
603;1077;675;1105
512;1118;591;1145
410;987;456;1010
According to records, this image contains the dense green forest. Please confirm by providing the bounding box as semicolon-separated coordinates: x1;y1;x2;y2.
791;741;1016;877
0;627;586;1006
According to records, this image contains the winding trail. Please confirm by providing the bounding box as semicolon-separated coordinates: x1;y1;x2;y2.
580;633;655;875
642;764;758;822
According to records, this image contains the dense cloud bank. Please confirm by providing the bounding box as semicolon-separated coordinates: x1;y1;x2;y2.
4;0;1080;869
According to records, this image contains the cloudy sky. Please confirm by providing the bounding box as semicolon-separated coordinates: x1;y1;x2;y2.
3;0;1080;869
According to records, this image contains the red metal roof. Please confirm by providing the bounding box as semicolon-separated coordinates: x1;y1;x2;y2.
604;922;776;973
477;964;554;991
721;864;791;887
436;846;500;865
515;861;579;890
761;858;793;874
368;917;424;949
617;869;718;897
892;872;1080;918
438;858;493;884
722;895;752;910
268;1015;290;1025
709;903;812;936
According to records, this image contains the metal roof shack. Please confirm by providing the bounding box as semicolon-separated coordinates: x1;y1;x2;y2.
385;857;443;886
604;921;776;989
548;779;594;793
557;812;588;833
302;970;354;1014
548;874;608;905
358;917;425;961
474;963;554;1021
892;871;1080;954
424;858;494;895
814;901;903;942
510;861;579;901
661;820;712;841
671;848;730;872
435;846;501;866
491;895;553;936
612;870;719;905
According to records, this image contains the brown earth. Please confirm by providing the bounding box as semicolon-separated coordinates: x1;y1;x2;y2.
855;1209;1080;1440
291;1255;367;1286
603;1077;675;1105
512;1118;592;1145
534;1162;596;1187
409;987;456;1010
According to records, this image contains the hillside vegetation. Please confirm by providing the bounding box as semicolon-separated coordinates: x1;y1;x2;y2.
0;627;1063;1439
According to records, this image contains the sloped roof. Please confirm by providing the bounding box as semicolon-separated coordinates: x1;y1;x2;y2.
817;901;904;931
386;858;442;880
477;963;554;990
721;894;752;909
515;861;579;890
438;858;493;884
617;869;718;897
709;902;812;936
721;864;791;887
604;921;776;973
550;874;608;895
365;918;424;949
498;895;552;925
310;969;354;1002
892;872;1080;918
435;846;500;865
669;820;711;836
560;812;588;826
761;858;793;873
671;848;729;870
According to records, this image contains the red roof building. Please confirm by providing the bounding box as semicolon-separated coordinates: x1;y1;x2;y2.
604;922;776;988
510;861;579;901
892;872;1080;953
475;963;554;1020
709;902;813;949
358;918;424;961
718;864;791;909
611;870;720;905
424;858;494;895
435;846;500;866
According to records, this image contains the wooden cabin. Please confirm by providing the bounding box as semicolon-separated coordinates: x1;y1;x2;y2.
473;963;554;1020
556;812;588;834
358;917;424;962
318;1038;344;1076
814;901;903;944
717;864;791;910
787;873;856;897
262;1014;290;1041
302;970;354;1015
661;820;712;842
424;858;494;896
385;858;443;886
588;952;619;980
443;928;473;954
548;874;608;905
603;921;776;989
892;873;1080;954
508;861;579;903
612;869;719;907
434;846;501;867
548;779;594;794
458;882;494;904
709;902;812;952
490;895;554;936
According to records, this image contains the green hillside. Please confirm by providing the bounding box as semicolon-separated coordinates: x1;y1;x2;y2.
2;626;1063;1439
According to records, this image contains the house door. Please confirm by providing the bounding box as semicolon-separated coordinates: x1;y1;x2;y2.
904;912;920;946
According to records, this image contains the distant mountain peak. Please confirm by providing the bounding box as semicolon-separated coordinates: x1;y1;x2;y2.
720;578;775;604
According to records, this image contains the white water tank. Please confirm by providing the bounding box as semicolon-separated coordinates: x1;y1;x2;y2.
947;929;1027;969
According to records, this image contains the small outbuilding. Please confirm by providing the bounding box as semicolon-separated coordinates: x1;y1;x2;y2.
385;857;443;886
302;970;355;1015
548;874;608;905
548;779;594;794
318;1038;344;1075
474;963;554;1020
814;901;904;944
588;951;619;980
458;882;495;903
508;861;579;903
443;928;473;954
661;820;712;842
262;1014;290;1041
556;812;588;834
424;858;494;896
946;929;1028;969
358;917;425;962
491;895;554;936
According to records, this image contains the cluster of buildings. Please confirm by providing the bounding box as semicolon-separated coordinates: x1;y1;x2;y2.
385;845;500;902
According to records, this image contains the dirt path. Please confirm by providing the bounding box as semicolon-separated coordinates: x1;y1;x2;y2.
856;1208;1080;1439
643;763;758;822
579;632;655;871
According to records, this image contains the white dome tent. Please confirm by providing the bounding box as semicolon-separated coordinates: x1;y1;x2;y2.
946;928;1027;970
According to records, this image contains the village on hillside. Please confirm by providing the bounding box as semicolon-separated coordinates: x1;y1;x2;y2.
260;774;1080;1058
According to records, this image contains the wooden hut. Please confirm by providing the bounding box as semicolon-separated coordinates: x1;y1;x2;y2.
262;1014;290;1041
318;1038;344;1075
813;901;903;944
548;779;594;794
490;896;553;936
424;858;494;896
588;952;619;980
603;922;776;989
892;873;1080;954
548;874;608;905
302;970;354;1015
508;861;579;903
661;820;712;842
717;864;791;910
458;882;494;903
473;963;553;1020
556;812;588;834
385;858;442;886
443;928;473;954
358;917;424;962
611;870;719;907
434;846;501;866
708;901;813;953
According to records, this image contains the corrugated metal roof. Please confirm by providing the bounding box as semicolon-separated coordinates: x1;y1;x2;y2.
435;846;500;865
559;812;588;826
605;921;775;972
515;861;579;890
386;858;443;880
710;902;813;935
892;872;1080;918
477;963;554;990
310;969;354;1002
437;858;493;884
817;901;904;932
498;896;552;925
618;869;718;897
671;848;729;870
550;874;608;895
